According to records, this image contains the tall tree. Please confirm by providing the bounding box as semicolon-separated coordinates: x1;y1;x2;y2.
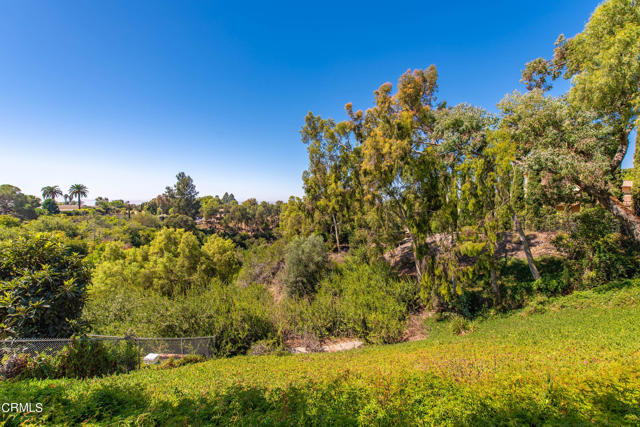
0;185;40;219
522;0;640;241
358;67;445;281
68;184;88;209
301;113;358;251
41;185;62;201
165;172;200;219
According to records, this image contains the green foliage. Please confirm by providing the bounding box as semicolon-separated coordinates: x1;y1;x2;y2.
131;211;161;228
0;233;90;338
84;281;276;357
3;281;640;425
163;213;197;232
284;261;419;344
68;184;88;209
449;314;475;335
552;207;640;288
50;337;137;379
0;185;40;220
40;186;62;202
90;228;238;298
12;337;138;380
277;196;315;241
236;240;285;287
163;172;200;219
0;215;20;228
283;234;327;297
200;234;240;283
41;198;60;214
158;354;205;369
199;195;222;219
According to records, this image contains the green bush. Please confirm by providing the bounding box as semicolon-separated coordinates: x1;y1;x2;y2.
163;214;197;232
284;261;419;344
8;337;138;380
52;337;138;378
0;215;21;228
236;240;285;286
449;314;475;335
553;207;640;288
158;354;205;369
283;235;327;297
85;281;277;357
41;198;60;214
200;235;240;283
0;233;90;338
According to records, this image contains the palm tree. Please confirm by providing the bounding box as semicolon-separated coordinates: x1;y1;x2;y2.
41;185;63;201
68;184;88;209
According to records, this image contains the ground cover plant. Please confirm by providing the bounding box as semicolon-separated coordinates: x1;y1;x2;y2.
1;280;638;425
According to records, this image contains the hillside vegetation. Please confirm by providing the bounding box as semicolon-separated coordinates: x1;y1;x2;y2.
2;279;639;425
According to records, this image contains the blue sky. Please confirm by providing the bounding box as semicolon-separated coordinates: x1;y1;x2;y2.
0;0;633;202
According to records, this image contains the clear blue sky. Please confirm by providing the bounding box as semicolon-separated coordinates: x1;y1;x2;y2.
0;0;633;202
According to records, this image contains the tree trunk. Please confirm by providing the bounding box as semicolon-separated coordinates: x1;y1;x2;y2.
407;233;423;282
331;213;341;252
490;267;499;301
604;196;640;243
513;213;541;280
77;195;81;209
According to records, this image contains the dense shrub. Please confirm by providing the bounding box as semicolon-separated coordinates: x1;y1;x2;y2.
158;354;205;369
236;240;285;287
200;235;240;283
54;337;138;378
11;337;138;380
84;281;276;357
449;314;475;335
41;198;60;214
0;354;29;379
163;214;197;232
552;207;640;288
283;261;420;344
0;233;90;338
25;215;80;238
283;235;327;297
131;211;161;228
0;215;21;228
91;228;239;298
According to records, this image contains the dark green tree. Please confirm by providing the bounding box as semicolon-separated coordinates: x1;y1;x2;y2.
0;185;40;219
41;198;60;214
0;233;90;338
283;234;328;297
165;172;200;218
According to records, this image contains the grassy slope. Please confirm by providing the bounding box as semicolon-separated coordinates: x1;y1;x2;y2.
2;280;640;426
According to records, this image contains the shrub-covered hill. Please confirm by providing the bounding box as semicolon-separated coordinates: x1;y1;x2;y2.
2;280;640;426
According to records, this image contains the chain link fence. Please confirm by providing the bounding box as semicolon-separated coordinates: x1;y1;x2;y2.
0;335;217;369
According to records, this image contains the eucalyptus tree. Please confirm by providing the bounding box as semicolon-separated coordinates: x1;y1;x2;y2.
301;113;359;251
68;184;88;209
424;104;513;303
354;67;448;281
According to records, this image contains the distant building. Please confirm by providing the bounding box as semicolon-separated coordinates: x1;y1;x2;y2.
622;181;633;209
58;204;79;212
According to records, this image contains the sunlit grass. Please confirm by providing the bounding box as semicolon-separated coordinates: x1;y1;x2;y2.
2;280;639;425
